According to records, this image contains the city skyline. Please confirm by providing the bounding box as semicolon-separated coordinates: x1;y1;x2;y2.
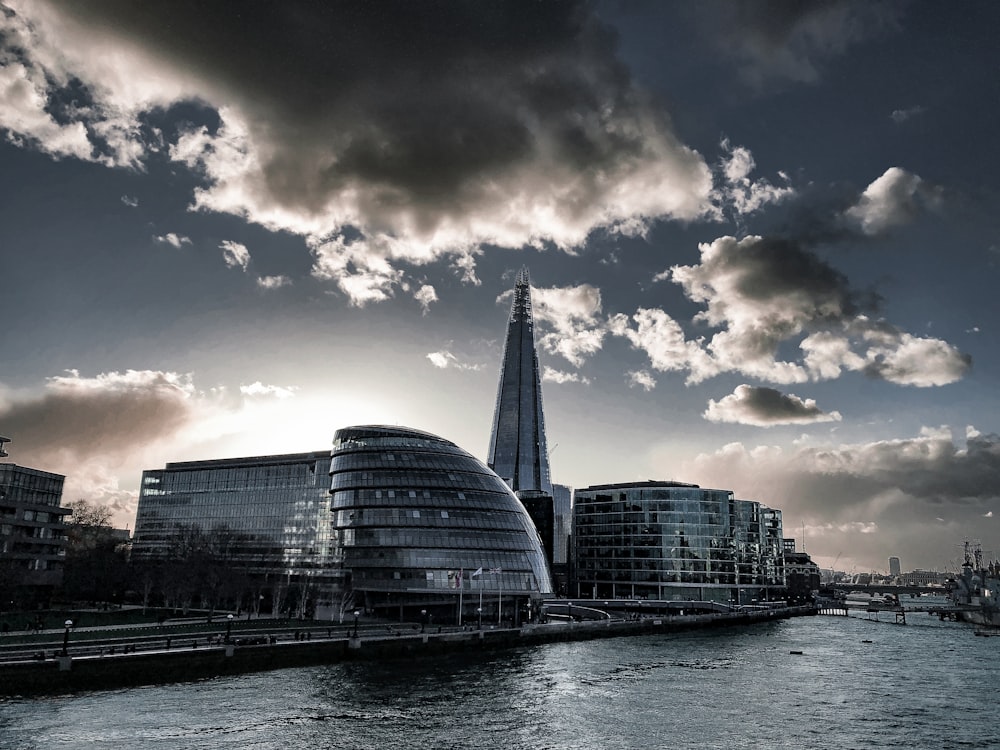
1;2;999;572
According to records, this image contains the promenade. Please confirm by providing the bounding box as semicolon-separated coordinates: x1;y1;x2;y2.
0;605;815;695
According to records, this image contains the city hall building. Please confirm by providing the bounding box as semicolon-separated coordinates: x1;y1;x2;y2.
573;481;785;604
330;425;553;625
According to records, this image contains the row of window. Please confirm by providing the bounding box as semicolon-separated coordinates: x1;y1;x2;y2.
340;528;539;552
333;509;529;533
330;469;505;493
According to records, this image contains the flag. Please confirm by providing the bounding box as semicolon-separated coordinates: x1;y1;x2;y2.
471;567;483;578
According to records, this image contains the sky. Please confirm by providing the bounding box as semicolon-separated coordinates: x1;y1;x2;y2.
1;1;998;574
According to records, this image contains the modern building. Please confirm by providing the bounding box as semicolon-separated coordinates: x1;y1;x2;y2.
889;556;901;577
330;425;553;625
0;462;71;608
487;267;552;495
573;481;785;604
132;451;338;618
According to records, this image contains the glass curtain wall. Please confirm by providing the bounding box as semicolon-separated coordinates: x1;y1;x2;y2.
330;425;553;625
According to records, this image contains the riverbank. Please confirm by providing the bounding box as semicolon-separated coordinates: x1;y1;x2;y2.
0;605;815;695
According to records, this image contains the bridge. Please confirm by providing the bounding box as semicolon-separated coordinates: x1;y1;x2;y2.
827;583;948;597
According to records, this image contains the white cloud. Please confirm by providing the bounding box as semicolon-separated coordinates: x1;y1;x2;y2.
890;106;926;124
413;284;438;315
661;235;969;387
240;381;297;399
426;350;481;371
627;370;657;392
121;194;139;207
713;140;795;217
0;60;93;161
608;308;716;384
845;167;942;235
531;284;608;367
153;233;191;249
703;384;842;426
256;274;291;289
219;240;251;271
2;2;718;299
861;329;969;387
542;367;591;385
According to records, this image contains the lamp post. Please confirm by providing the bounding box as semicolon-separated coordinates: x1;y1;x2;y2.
62;619;73;656
225;613;234;644
476;607;482;630
352;609;360;638
421;609;426;633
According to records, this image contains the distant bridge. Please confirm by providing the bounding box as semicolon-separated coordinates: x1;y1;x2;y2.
827;583;948;597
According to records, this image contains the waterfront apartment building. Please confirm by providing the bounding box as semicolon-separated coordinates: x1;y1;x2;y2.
330;425;553;625
132;451;339;618
0;463;71;607
573;481;785;604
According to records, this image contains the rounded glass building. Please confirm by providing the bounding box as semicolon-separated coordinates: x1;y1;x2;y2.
330;425;553;625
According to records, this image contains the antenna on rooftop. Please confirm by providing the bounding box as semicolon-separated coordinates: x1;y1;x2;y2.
0;436;10;458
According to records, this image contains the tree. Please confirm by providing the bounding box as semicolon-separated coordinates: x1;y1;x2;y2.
60;499;129;605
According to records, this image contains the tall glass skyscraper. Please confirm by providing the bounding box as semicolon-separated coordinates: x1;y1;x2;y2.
487;268;552;494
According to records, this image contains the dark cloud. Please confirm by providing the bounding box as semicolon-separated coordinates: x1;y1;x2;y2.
0;370;196;470
688;427;1000;569
699;0;903;87
704;384;841;426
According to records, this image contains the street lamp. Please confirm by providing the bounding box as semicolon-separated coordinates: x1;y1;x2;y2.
352;609;360;638
225;613;234;644
421;609;426;633
62;619;73;656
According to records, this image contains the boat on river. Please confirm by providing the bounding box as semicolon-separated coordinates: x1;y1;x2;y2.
949;542;1000;629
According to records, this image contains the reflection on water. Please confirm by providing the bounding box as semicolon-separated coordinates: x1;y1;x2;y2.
2;609;997;750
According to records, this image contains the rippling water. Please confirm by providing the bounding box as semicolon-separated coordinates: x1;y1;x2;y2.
2;607;996;750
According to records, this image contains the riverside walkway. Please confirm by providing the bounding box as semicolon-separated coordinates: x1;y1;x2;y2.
0;605;815;695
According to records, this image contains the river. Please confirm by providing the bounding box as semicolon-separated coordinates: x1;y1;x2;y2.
1;606;995;749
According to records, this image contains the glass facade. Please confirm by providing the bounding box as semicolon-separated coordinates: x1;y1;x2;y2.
487;267;552;494
132;451;338;617
0;463;69;602
331;425;553;624
573;482;785;604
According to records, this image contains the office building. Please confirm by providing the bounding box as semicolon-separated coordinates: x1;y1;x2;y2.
132;451;338;618
330;425;553;625
573;481;785;604
487;267;552;495
0;462;71;607
889;556;901;577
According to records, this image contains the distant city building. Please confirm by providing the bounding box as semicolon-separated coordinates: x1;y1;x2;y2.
132;451;338;618
330;425;553;624
899;569;947;586
487;267;552;495
782;538;797;553
889;556;901;577
573;481;785;604
0;462;70;608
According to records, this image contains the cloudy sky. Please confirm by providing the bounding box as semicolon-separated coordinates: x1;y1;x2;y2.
2;1;998;573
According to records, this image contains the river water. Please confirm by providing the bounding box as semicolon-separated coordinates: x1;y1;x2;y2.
1;606;996;750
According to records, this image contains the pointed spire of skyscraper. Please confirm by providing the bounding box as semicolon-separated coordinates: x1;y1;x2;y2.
487;267;552;494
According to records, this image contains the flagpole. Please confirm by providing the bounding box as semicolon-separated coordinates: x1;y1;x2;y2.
458;568;464;626
498;571;502;625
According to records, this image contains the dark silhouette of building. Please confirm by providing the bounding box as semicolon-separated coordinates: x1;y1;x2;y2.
0;462;70;608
